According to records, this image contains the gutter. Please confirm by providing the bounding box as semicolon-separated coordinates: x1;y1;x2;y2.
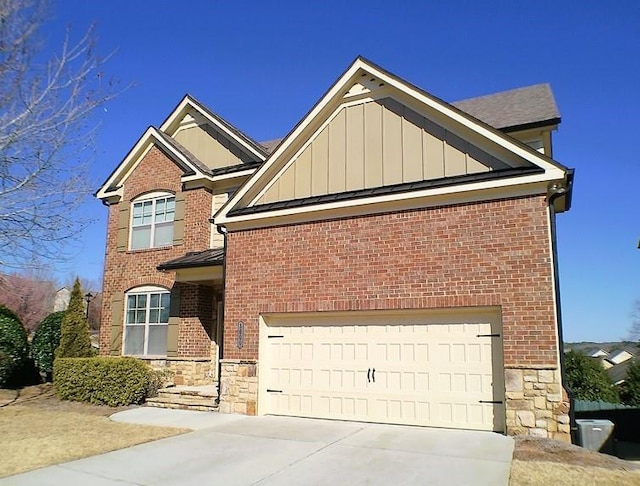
547;172;576;443
211;219;228;405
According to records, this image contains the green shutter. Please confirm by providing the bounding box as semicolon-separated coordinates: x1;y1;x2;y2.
166;286;181;357
110;292;124;355
116;204;130;252
173;192;185;246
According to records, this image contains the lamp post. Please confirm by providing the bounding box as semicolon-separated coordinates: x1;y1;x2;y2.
84;292;94;318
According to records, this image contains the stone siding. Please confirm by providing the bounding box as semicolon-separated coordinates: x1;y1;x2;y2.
219;359;258;415
146;357;213;386
505;367;571;442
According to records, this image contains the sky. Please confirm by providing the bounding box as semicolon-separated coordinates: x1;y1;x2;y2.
38;0;639;342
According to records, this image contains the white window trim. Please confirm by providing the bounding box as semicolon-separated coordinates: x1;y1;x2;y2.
130;192;176;250
123;285;170;357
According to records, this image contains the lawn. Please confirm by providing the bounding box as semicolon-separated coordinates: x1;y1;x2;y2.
2;385;639;484
0;384;188;478
510;436;640;485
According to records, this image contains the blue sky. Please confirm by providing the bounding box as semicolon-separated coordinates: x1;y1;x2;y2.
43;1;639;342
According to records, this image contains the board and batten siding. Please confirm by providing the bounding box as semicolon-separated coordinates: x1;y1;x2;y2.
256;97;514;205
210;192;229;248
174;124;254;170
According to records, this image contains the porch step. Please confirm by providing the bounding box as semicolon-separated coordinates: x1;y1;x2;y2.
146;385;219;412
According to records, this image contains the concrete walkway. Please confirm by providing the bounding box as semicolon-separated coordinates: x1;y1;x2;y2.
2;409;515;485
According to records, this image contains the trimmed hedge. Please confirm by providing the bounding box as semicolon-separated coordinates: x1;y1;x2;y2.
31;311;65;379
0;306;29;387
54;357;151;406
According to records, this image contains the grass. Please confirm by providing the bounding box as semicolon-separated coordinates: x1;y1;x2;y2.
510;460;640;485
0;385;188;478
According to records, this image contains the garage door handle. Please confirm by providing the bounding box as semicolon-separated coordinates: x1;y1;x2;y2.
367;368;371;383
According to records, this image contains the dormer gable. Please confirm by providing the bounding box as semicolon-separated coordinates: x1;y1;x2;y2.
215;57;572;230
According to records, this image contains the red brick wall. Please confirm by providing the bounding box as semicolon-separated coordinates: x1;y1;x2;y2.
223;195;558;367
99;145;213;357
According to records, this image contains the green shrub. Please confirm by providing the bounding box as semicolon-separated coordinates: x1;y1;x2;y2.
0;306;29;387
146;368;174;398
55;279;92;359
31;311;65;379
54;357;152;406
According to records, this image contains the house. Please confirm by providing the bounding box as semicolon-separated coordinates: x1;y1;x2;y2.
607;360;632;386
53;287;71;312
97;57;574;441
583;347;609;359
606;350;633;366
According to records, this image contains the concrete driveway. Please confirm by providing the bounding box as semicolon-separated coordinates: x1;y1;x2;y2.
2;409;514;485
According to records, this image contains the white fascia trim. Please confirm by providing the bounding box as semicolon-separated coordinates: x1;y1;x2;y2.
218;59;567;222
361;61;564;173
96;127;211;200
180;168;255;185
218;64;364;219
160;97;267;162
217;171;559;226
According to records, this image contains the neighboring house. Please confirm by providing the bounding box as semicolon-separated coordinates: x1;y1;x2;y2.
53;287;71;312
583;347;609;359
607;360;631;386
97;57;574;441
606;350;634;366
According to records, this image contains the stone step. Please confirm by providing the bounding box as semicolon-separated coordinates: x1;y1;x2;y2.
146;399;218;413
146;384;220;412
159;385;218;399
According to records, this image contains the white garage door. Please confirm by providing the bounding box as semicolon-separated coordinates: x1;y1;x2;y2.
259;310;505;432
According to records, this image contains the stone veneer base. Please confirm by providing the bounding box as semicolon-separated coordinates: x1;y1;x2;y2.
219;359;258;415
505;367;571;442
145;357;213;386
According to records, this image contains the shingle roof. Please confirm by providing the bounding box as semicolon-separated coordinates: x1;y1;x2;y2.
255;84;560;156
259;138;284;154
452;84;560;132
157;248;224;271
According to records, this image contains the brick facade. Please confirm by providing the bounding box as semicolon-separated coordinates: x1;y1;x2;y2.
222;194;569;439
99;145;214;359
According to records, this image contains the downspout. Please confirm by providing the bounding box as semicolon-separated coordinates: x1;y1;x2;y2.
211;220;228;405
547;170;576;443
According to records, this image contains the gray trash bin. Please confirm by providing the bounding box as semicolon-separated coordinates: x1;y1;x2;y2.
575;419;614;453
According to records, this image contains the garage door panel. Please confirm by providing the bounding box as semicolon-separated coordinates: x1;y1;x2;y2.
261;310;505;432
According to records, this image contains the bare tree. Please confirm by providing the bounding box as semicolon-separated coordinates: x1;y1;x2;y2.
0;0;120;271
0;269;57;332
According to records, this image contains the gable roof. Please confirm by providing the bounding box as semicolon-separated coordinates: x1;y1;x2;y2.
452;84;560;132
160;94;268;162
97;92;271;201
96;126;212;200
215;56;572;228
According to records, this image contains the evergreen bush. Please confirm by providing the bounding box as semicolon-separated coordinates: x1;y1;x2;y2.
31;311;65;380
0;305;29;387
55;278;92;358
54;357;152;406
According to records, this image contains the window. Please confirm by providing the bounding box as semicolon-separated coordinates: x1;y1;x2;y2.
124;286;170;356
131;193;175;249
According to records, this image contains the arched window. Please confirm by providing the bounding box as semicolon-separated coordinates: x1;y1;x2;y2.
124;285;170;356
130;192;175;250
